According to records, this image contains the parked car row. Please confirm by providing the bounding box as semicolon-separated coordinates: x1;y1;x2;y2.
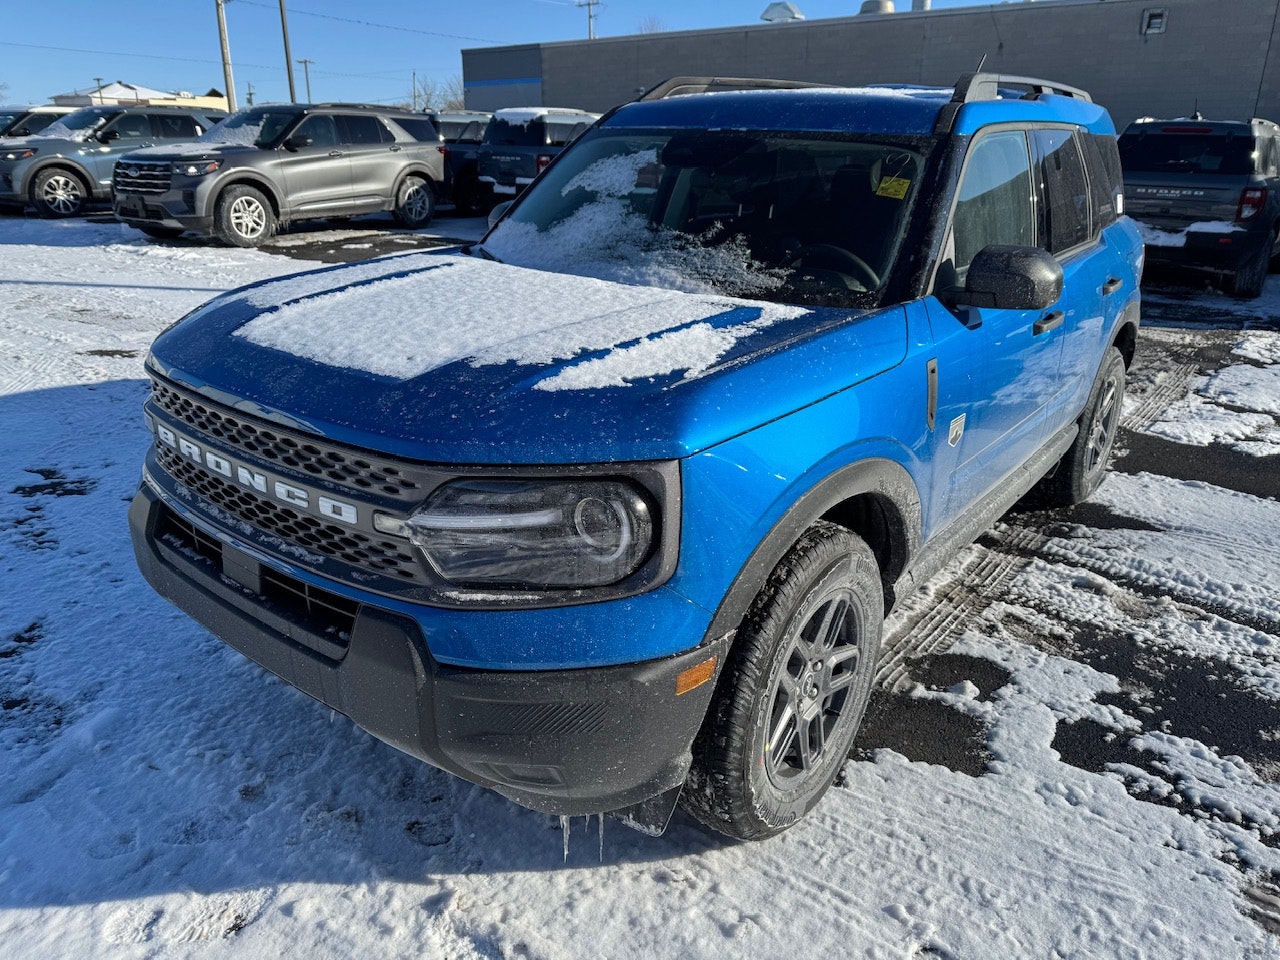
3;94;1276;295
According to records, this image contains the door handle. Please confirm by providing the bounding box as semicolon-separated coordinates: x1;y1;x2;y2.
1102;276;1123;295
328;151;343;157
1033;311;1064;336
389;145;402;152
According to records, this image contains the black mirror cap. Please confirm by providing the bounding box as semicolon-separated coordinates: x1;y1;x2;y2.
99;130;122;143
283;135;313;152
956;244;1063;311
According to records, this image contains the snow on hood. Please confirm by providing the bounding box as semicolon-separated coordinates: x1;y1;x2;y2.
120;141;257;160
232;252;808;389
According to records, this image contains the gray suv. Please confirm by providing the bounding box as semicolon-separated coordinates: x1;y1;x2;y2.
112;103;446;246
0;104;224;217
1119;115;1280;298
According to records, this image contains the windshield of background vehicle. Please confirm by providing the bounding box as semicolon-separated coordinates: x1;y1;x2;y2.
481;129;925;307
39;108;120;141
1119;131;1256;175
201;108;302;148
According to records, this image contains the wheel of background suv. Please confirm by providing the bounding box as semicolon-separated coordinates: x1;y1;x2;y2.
1037;346;1126;508
682;521;882;840
215;184;276;247
136;224;185;240
393;175;435;228
1231;239;1270;299
30;167;88;218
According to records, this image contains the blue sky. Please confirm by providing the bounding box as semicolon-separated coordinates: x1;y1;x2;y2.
1;0;979;108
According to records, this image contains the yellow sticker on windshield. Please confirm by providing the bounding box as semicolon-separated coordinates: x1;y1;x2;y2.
875;176;911;200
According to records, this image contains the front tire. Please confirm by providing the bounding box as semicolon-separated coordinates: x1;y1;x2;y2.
682;522;882;840
393;175;435;228
30;167;89;218
214;185;275;247
1037;346;1126;507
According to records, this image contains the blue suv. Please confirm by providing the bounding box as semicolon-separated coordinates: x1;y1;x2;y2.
130;73;1142;840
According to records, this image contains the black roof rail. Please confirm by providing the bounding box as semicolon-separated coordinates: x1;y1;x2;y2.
933;71;1093;134
638;76;830;101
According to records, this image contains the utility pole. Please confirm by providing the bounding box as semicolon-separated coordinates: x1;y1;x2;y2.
576;0;600;40
279;0;297;103
93;77;104;104
215;0;238;112
297;59;314;102
246;81;255;106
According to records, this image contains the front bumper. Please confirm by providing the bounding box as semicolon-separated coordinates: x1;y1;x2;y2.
129;482;727;818
115;188;214;234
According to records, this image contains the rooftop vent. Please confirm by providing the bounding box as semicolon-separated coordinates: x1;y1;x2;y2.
860;1;895;14
761;2;805;20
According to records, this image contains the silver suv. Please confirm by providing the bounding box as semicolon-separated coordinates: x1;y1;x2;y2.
112;103;446;246
0;104;224;217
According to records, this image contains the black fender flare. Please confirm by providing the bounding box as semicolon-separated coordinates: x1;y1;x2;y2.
702;457;922;642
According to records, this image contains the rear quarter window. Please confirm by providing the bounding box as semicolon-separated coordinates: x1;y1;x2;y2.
390;117;442;142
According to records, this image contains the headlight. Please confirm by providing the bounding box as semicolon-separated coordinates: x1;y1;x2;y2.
173;160;221;176
3;148;36;162
397;478;656;589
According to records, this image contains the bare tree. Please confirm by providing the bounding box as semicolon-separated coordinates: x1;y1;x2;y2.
411;74;467;112
0;81;8;101
637;16;668;34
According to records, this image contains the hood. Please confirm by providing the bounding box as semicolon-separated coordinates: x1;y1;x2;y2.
148;251;908;464
121;141;260;161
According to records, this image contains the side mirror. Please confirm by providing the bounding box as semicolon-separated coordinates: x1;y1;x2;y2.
487;200;513;229
954;244;1063;311
283;135;313;152
97;130;122;143
11;126;30;137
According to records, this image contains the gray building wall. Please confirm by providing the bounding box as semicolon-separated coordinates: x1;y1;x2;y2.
462;0;1280;128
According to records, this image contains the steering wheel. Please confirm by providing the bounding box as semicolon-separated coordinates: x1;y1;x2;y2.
790;244;880;290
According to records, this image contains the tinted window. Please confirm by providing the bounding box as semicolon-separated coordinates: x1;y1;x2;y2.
339;114;388;145
391;117;442;142
1081;134;1120;228
1118;129;1255;175
484;119;545;146
546;121;590;146
294;115;339;148
154;114;199;140
1035;129;1091;251
108;113;153;140
438;119;486;142
952;130;1035;274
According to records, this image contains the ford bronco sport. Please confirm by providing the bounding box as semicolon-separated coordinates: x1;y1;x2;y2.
112;103;446;246
130;73;1142;840
477;107;599;198
1120;115;1280;298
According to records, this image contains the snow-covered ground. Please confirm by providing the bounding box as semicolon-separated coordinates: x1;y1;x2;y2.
1;217;1278;958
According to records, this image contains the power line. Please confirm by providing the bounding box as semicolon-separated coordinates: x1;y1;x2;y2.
0;39;278;71
234;0;506;45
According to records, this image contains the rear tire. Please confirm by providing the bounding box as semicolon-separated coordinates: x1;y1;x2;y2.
682;522;882;840
1231;240;1269;298
214;185;275;247
393;175;435;228
30;167;89;218
1036;346;1126;507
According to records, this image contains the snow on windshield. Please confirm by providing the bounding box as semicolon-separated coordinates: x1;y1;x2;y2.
37;111;109;141
482;149;788;300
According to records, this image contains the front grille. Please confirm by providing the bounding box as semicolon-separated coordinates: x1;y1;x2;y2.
151;380;421;496
155;504;359;654
157;444;427;583
113;160;170;195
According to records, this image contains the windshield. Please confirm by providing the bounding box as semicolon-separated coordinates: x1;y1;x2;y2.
39;107;120;141
1119;130;1256;175
0;112;23;133
481;129;926;307
200;108;302;147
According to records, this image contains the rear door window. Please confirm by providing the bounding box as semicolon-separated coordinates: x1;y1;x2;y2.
338;114;391;145
1034;128;1092;252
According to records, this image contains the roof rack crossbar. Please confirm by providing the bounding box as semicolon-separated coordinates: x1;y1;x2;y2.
638;76;829;102
933;70;1093;134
